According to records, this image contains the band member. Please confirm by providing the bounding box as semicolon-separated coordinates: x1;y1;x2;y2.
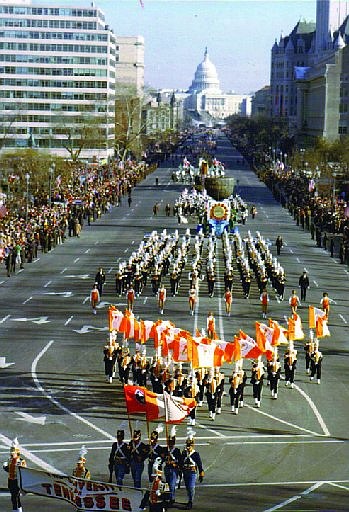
90;282;100;315
215;368;225;414
184;374;199;426
320;292;330;318
205;369;218;420
260;288;269;319
119;346;132;385
289;289;300;315
148;426;165;482
108;430;130;486
229;369;246;414
180;430;204;510
284;343;297;388
170;268;180;296
310;347;323;384
140;457;170;512
129;430;149;489
304;335;315;374
250;360;264;407
207;311;216;339
188;287;197;316
73;446;91;479
103;337;118;384
3;437;26;512
164;426;181;505
268;356;281;399
157;285;167;315
126;286;135;312
224;288;232;316
173;371;187;397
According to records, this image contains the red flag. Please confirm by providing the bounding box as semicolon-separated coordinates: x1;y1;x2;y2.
123;385;147;414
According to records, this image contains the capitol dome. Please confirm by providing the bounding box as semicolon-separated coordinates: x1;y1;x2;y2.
188;48;221;94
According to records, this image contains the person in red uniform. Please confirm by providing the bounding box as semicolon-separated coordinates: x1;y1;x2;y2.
224;288;232;316
206;311;216;339
90;283;100;314
320;292;330;319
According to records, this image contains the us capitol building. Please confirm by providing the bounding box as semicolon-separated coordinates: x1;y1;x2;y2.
158;48;251;127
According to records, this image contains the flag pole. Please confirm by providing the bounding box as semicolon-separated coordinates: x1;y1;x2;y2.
164;391;170;448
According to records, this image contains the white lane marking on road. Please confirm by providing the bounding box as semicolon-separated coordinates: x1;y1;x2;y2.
65;316;73;326
0;280;4;285
197;479;349;488
296;257;300;263
73;257;80;263
33;257;40;263
339;314;347;324
43;280;51;288
32;340;114;440
0;433;60;474
313;280;319;287
22;297;32;304
108;267;113;274
143;297;148;304
289;248;293;254
243;398;329;437
197;422;226;438
0;314;10;323
17;269;24;274
263;481;324;512
329;482;349;490
83;296;89;304
60;267;67;274
85;248;90;254
295;385;330;436
94;241;99;245
73;325;109;334
16;411;46;425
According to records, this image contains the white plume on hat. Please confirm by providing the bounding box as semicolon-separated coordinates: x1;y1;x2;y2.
186;427;196;440
78;445;88;461
155;423;164;434
11;437;19;450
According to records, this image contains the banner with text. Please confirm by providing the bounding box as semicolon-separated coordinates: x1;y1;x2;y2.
19;466;144;512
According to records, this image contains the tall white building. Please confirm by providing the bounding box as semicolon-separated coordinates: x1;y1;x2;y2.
116;35;144;93
0;0;117;160
185;48;251;124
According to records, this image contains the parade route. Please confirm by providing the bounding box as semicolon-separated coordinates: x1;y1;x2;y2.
0;133;348;511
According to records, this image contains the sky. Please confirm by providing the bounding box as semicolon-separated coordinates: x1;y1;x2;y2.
32;0;317;94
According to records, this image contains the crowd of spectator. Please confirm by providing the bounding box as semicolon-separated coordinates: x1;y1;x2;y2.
261;166;349;264
0;160;154;276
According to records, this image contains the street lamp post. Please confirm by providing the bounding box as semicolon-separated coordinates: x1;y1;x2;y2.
25;173;30;223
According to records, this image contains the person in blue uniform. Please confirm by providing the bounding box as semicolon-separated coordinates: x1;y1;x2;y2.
148;426;165;482
108;430;130;486
129;429;149;489
164;426;181;507
180;429;204;510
